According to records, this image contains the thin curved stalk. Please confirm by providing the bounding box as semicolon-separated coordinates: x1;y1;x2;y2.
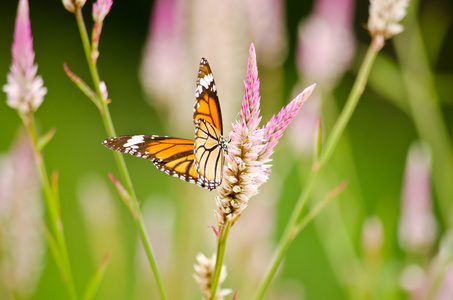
72;8;167;300
253;40;380;300
25;113;78;300
210;221;232;300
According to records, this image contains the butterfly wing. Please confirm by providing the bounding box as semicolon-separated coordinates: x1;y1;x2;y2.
194;119;225;190
193;58;226;190
102;59;226;191
194;58;223;135
103;135;198;184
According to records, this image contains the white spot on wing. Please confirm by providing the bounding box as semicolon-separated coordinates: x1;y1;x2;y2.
124;135;144;147
200;77;209;89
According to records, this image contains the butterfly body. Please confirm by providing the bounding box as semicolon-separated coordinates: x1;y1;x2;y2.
103;58;226;190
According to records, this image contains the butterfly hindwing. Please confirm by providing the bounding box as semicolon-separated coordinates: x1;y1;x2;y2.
103;135;198;184
194;119;225;190
192;58;227;190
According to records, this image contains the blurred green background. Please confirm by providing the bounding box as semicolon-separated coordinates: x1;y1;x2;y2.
1;0;453;299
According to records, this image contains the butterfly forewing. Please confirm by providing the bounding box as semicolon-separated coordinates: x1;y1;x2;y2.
103;135;198;184
194;58;223;135
192;58;227;190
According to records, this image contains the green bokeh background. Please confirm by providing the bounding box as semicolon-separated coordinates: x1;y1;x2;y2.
1;0;452;299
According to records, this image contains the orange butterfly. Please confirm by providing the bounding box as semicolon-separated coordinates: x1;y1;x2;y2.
103;58;227;190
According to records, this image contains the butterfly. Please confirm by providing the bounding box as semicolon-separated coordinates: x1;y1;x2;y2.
103;58;228;190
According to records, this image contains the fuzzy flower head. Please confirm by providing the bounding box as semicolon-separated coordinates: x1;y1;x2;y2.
367;0;410;47
193;253;231;300
3;0;47;115
215;44;315;226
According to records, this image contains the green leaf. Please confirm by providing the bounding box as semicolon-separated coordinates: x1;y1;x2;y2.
38;127;56;151
294;180;348;235
51;170;61;215
108;173;136;217
64;62;100;108
83;252;110;300
313;119;322;165
43;223;64;273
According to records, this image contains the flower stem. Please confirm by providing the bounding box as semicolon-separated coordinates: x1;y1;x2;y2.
24;113;78;300
210;221;232;300
254;41;380;300
73;8;167;300
393;6;453;226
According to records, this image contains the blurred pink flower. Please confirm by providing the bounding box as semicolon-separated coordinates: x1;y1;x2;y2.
361;215;384;254
297;0;355;88
215;44;315;225
62;0;76;12
243;0;288;67
401;232;453;300
0;135;44;297
398;143;437;253
91;0;113;62
140;0;251;133
140;0;192;132
92;0;113;24
3;0;47;115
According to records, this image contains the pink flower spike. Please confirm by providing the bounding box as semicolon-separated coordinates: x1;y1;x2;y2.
215;43;315;226
259;84;316;161
92;0;113;24
241;43;262;132
3;0;47;115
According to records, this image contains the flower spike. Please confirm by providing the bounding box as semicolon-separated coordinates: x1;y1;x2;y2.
3;0;47;115
259;84;316;162
215;44;315;226
241;43;262;132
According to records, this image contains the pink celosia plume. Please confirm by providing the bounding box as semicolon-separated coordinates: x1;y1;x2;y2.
215;44;315;225
259;87;315;162
3;0;47;115
241;44;262;132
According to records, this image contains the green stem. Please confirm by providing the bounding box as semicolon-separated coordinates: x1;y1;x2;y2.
24;113;78;300
210;221;232;300
253;41;380;300
73;9;167;300
393;1;453;226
